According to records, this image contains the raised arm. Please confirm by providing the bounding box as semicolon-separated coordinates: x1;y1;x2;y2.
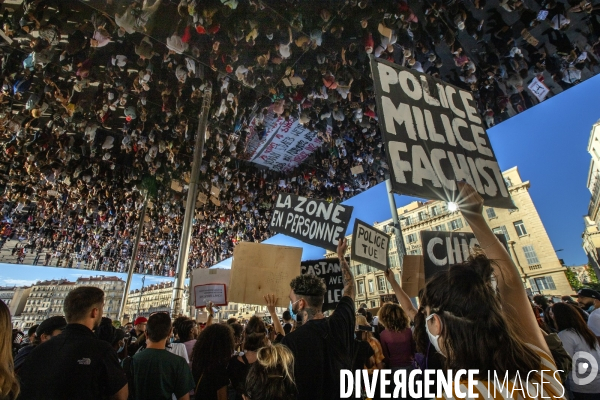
205;301;214;327
338;238;355;300
456;182;549;354
384;269;418;321
264;294;285;337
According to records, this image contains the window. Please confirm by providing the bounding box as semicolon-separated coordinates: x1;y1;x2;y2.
530;276;556;292
370;301;376;308
434;223;446;231
418;211;426;221
431;205;440;216
449;219;463;230
522;245;540;265
404;215;413;225
409;249;421;255
368;280;374;293
406;233;417;243
486;208;497;219
377;276;386;291
357;281;365;295
514;220;528;236
492;226;510;241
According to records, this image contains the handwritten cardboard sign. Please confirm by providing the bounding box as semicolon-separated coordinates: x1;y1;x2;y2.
194;284;227;308
301;258;348;311
351;219;390;271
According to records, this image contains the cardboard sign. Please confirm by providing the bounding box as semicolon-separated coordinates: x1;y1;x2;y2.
171;180;183;192
380;294;399;304
47;190;60;198
229;242;302;307
528;77;550;102
351;165;364;175
301;258;347;311
351;219;390;271
370;57;513;209
190;268;231;307
270;193;353;252
197;193;208;204
420;231;508;279
210;185;220;197
194;284;227;308
210;196;221;206
401;255;425;298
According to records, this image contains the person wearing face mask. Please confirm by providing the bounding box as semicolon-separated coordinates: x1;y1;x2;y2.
280;238;356;400
388;182;565;400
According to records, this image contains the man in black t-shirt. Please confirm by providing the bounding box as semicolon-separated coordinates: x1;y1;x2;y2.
17;286;128;400
281;239;356;400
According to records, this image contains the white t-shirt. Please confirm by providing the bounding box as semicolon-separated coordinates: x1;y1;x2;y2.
557;329;600;393
588;308;600;336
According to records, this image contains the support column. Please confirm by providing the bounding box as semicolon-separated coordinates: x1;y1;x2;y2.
171;83;212;317
118;190;149;322
385;179;407;269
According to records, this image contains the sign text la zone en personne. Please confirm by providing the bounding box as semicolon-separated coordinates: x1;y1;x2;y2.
370;57;513;209
351;219;390;271
301;258;347;311
420;230;509;279
270;194;353;252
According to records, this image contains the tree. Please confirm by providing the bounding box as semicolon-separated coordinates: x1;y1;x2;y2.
567;264;600;292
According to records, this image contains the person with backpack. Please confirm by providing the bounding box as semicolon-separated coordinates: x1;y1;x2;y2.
280;238;355;400
127;312;194;400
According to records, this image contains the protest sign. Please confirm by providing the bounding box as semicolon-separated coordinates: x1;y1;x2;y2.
190;268;231;307
351;165;364;175
380;294;399;304
210;185;220;197
370;57;513;209
301;258;347;311
270;193;353;252
528;77;550;102
194;284;227;308
210;196;221;206
229;242;302;307
170;180;183;192
351;219;390;271
420;231;509;279
245;108;324;172
401;255;425;298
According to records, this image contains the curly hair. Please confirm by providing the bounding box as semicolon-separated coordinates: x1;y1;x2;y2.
377;303;410;332
290;274;326;308
191;324;234;382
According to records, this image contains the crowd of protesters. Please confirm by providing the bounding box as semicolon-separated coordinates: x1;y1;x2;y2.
0;0;599;276
0;184;599;399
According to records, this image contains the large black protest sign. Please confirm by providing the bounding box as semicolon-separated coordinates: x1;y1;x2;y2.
421;231;509;279
301;258;347;311
351;219;390;271
370;57;513;209
270;194;353;252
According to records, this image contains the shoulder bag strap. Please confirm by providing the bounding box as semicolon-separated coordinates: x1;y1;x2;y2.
195;372;205;394
241;353;250;365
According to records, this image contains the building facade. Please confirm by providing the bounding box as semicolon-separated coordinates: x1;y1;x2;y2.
124;281;190;321
583;121;600;277
0;286;15;308
328;167;572;309
19;276;124;331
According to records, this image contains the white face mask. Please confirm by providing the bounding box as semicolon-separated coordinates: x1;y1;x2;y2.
425;313;444;356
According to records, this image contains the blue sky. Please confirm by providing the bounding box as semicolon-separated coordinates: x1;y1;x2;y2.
1;73;598;290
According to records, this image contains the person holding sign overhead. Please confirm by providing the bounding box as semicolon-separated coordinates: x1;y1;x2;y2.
386;182;565;400
281;239;356;400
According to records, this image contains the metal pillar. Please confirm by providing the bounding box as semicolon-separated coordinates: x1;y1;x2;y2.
117;190;149;322
135;275;146;319
171;83;212;317
385;179;407;268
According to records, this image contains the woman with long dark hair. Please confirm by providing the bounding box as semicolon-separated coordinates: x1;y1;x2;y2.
191;324;234;400
388;183;565;399
551;303;600;399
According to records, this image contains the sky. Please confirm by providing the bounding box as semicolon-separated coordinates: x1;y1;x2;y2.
1;73;598;290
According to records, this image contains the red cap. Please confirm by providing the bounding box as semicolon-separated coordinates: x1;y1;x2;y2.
226;65;233;74
134;317;148;326
196;25;206;34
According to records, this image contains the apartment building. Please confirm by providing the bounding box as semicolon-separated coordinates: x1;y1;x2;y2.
583;120;600;277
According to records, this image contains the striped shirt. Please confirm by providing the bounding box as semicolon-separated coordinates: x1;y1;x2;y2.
436;344;566;400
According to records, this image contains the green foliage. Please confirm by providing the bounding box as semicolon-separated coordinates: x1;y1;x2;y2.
565;268;581;290
566;264;600;292
140;176;159;199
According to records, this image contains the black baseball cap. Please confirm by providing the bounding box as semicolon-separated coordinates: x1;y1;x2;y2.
577;288;600;300
36;316;67;337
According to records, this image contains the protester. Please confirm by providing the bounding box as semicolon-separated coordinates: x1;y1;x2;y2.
281;310;293;335
173;317;198;362
243;344;297;400
129;312;194;400
228;315;269;400
17;286;128;399
281;238;355;400
576;288;600;338
0;300;19;400
551;302;600;399
376;303;416;371
128;316;148;354
191;323;234;400
355;314;384;373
